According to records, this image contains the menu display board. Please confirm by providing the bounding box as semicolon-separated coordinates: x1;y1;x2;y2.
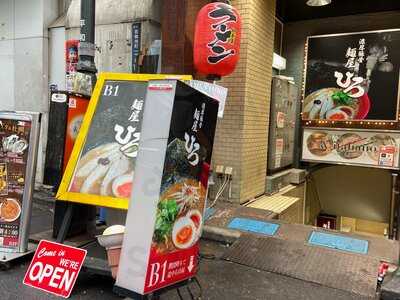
302;127;400;169
115;80;219;296
302;29;400;123
57;73;192;209
0;112;40;252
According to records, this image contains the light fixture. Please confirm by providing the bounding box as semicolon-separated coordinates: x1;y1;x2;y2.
307;0;332;7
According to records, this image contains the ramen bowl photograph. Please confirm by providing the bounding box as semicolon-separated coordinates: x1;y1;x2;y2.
303;87;370;120
0;198;21;222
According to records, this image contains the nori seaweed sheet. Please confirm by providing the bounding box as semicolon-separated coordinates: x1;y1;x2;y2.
160;138;206;194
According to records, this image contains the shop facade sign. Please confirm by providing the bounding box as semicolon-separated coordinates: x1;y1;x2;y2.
0;112;40;252
23;240;87;298
131;23;141;73
302;29;400;124
302;127;400;169
115;80;219;296
57;73;191;209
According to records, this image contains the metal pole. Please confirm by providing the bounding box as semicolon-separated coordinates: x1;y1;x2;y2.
77;0;97;76
78;0;97;236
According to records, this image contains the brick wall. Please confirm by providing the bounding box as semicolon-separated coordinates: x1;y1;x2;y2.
212;0;276;203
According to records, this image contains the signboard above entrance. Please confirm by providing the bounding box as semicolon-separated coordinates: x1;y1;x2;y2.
302;29;400;129
57;73;191;210
302;127;400;170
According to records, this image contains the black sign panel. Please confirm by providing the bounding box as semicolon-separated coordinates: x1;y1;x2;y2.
68;80;146;201
303;29;400;122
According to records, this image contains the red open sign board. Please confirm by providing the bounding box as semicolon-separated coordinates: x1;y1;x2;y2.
23;240;87;298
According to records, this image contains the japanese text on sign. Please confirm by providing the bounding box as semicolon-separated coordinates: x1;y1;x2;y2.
207;4;238;64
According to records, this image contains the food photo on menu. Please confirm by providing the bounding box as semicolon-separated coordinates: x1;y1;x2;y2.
305;130;399;167
68;81;147;200
303;30;400;121
0;120;30;248
150;93;216;257
151;134;209;255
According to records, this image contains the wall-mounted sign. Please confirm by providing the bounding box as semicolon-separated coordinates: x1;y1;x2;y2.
115;80;219;296
57;73;192;210
0;112;40;252
186;80;228;118
131;23;141;73
23;240;87;298
302;127;400;169
302;29;400;123
65;40;79;93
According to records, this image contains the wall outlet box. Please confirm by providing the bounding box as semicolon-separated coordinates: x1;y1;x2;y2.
289;169;307;184
225;166;233;175
215;165;224;174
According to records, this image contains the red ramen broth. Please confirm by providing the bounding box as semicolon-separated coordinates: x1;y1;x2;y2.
176;226;193;245
329;113;346;120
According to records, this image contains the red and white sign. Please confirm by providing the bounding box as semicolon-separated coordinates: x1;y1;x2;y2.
144;246;198;293
379;145;396;167
115;80;219;296
23;240;87;298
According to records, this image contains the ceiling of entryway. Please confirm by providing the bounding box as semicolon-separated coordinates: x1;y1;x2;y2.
277;0;400;22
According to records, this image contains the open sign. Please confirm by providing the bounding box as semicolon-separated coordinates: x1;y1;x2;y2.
23;240;87;298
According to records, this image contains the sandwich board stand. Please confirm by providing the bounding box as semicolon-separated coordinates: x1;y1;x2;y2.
0;112;41;269
113;80;218;298
55;73;193;276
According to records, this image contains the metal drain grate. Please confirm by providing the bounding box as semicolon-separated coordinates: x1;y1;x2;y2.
223;235;379;298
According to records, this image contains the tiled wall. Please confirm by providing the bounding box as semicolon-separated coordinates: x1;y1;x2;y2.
211;0;276;203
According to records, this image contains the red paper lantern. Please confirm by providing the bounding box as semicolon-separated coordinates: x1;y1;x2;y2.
193;2;242;78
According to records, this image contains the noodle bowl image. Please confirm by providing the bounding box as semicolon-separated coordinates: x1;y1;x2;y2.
367;135;397;161
303;87;370;120
306;132;333;157
0;198;21;222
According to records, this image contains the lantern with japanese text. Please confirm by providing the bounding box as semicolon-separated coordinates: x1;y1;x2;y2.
193;2;242;79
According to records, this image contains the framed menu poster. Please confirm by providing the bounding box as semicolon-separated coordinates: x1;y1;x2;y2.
57;73;192;210
0;112;40;253
302;127;400;170
302;29;400;123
